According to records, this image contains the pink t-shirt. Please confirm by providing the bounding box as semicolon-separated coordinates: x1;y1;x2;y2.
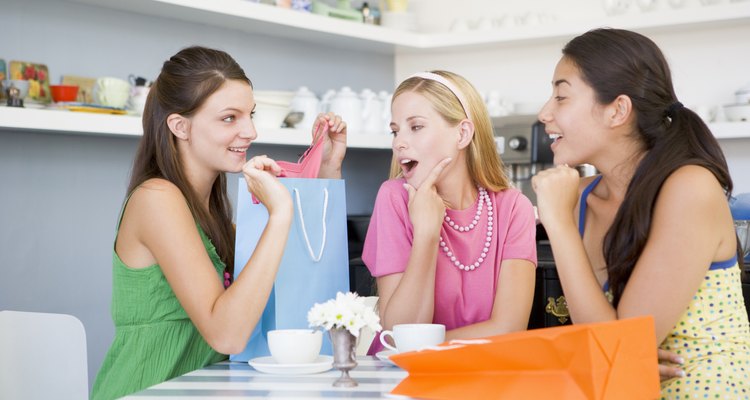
363;179;537;346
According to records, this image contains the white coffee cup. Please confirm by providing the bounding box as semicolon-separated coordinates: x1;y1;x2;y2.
379;323;445;353
267;329;322;364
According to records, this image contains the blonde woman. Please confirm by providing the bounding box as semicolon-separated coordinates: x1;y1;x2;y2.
363;71;537;353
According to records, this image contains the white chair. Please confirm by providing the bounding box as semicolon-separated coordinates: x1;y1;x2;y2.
356;296;379;356
0;310;88;400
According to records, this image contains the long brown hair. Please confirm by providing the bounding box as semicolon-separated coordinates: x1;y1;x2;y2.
562;29;738;307
128;46;252;274
389;70;510;192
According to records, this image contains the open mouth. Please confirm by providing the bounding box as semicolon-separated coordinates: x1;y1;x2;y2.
400;158;418;175
228;146;248;153
548;133;562;142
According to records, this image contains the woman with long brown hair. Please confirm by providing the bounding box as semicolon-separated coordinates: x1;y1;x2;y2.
92;46;347;399
533;28;750;397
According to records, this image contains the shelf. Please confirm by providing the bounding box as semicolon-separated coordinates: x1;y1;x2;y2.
711;121;750;140
69;0;750;53
1;107;747;145
0;106;393;149
421;2;750;51
69;0;420;54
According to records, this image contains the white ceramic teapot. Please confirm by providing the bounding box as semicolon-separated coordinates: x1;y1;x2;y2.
361;88;384;134
378;91;393;135
319;89;337;114
329;86;363;133
289;86;320;130
486;90;514;117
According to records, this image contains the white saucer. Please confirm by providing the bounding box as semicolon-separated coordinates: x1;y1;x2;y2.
248;355;333;375
375;350;398;365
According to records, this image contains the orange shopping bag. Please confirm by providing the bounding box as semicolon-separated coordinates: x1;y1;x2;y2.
389;316;660;400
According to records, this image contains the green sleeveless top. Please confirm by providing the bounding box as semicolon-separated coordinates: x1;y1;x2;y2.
91;206;227;399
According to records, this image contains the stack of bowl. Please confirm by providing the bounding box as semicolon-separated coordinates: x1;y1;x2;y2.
254;90;294;129
724;85;750;122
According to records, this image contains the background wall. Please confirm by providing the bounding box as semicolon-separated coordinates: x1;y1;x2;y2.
0;0;392;388
397;2;750;193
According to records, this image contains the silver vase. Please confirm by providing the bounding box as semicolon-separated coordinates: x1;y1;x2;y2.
329;327;358;387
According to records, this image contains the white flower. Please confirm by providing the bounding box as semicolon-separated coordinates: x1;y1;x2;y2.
307;291;382;337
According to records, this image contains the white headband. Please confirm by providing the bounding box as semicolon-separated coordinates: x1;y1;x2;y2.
407;72;472;120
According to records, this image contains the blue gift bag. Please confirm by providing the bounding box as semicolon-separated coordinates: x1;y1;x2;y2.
230;177;350;362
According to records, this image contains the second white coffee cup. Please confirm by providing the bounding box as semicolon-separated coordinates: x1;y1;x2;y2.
379;323;445;353
268;329;322;364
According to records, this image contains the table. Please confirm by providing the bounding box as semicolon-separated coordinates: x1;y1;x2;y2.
126;356;410;399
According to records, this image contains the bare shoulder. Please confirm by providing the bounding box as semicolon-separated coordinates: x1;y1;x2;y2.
659;165;725;204
131;178;185;206
117;178;196;268
125;178;192;227
135;178;183;197
654;165;729;227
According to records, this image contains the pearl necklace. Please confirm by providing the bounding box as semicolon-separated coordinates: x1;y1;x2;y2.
439;187;494;271
444;187;486;232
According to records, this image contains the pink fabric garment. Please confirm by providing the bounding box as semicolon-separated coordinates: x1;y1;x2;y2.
251;125;325;204
362;179;537;354
276;126;325;179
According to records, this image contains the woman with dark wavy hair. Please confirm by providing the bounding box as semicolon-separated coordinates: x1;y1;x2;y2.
533;28;750;397
92;46;347;399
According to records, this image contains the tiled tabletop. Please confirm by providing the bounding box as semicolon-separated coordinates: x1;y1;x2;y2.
127;356;410;399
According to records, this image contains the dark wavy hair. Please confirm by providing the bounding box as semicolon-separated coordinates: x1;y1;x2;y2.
127;46;252;275
562;28;739;307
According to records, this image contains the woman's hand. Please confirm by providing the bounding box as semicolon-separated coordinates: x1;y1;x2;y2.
658;349;685;381
403;158;452;239
531;164;580;228
242;155;292;215
315;112;347;179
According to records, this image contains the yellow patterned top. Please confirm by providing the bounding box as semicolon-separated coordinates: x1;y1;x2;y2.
604;260;750;399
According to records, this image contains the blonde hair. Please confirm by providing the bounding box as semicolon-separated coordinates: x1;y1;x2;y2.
389;70;510;191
